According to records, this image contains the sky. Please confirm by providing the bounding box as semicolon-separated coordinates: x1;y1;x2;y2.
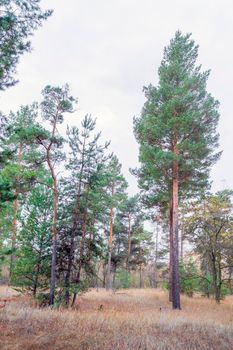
1;0;233;195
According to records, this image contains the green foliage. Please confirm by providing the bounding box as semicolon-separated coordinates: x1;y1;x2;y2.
133;31;220;208
114;269;133;289
200;274;230;299
0;174;15;208
11;184;52;295
179;260;200;297
184;191;233;303
0;0;52;90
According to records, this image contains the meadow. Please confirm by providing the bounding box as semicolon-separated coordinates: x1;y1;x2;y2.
0;287;233;350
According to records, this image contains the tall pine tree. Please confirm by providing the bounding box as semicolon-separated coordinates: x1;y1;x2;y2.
133;31;220;309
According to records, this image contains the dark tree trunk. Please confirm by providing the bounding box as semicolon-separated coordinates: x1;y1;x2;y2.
48;166;57;306
228;267;233;294
71;213;87;307
126;214;132;271
169;198;173;302
171;147;181;310
139;263;143;288
106;183;115;290
10;196;18;277
154;221;159;288
212;253;222;304
10;143;23;278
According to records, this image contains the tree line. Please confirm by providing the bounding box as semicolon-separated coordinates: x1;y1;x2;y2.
0;1;232;309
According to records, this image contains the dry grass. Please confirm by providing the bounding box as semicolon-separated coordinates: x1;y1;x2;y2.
0;287;233;350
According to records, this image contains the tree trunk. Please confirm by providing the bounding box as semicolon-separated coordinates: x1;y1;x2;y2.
10;196;19;277
49;172;57;306
126;214;132;271
64;200;81;307
10;143;23;277
169;198;173;302
139;264;142;288
211;252;222;304
180;224;184;264
171;146;181;310
106;183;115;290
71;211;87;307
154;222;159;288
64;233;75;306
228;267;233;294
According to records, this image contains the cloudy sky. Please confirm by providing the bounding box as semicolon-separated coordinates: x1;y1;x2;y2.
1;0;233;194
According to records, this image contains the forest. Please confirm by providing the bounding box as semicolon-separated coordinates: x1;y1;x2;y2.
0;1;232;350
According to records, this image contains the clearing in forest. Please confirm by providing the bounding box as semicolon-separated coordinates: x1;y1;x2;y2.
0;287;233;350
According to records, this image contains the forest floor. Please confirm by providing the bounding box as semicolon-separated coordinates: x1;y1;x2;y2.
0;286;233;350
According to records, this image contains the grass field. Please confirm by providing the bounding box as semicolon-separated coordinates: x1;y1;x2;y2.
0;287;233;350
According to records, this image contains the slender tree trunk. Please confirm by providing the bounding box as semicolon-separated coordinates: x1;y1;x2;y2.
171;145;181;310
10;196;19;277
71;212;87;307
228;267;233;294
33;237;44;297
64;233;75;306
106;183;115;290
126;214;132;271
10;143;23;277
169;198;173;302
49;175;57;306
212;254;222;304
180;224;184;264
139;263;143;288
33;259;41;297
64;197;81;307
154;222;159;288
65;136;87;306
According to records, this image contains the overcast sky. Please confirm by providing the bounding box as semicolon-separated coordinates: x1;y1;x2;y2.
1;0;233;194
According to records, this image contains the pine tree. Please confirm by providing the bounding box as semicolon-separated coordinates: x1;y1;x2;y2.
63;115;110;306
11;183;52;296
0;0;52;90
184;190;233;303
103;156;127;290
37;85;76;305
2;104;41;275
133;31;220;309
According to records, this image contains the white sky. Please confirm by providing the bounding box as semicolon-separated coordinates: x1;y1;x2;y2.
1;0;233;195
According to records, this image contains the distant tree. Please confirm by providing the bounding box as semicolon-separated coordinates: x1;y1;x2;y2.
133;31;220;309
184;190;233;303
12;184;52;296
129;219;153;288
36;85;76;305
0;0;52;90
103;156;127;290
179;260;200;297
63;115;110;306
2;104;41;274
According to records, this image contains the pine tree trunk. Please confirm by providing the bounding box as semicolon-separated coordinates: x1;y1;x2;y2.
106;220;113;290
180;225;184;264
169;199;173;302
64;235;75;306
10;196;18;277
10;143;23;277
64;197;81;307
106;183;114;290
171;147;181;310
65;149;85;306
139;263;143;288
71;211;87;307
126;214;132;271
49;175;57;306
154;222;159;288
228;267;233;294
